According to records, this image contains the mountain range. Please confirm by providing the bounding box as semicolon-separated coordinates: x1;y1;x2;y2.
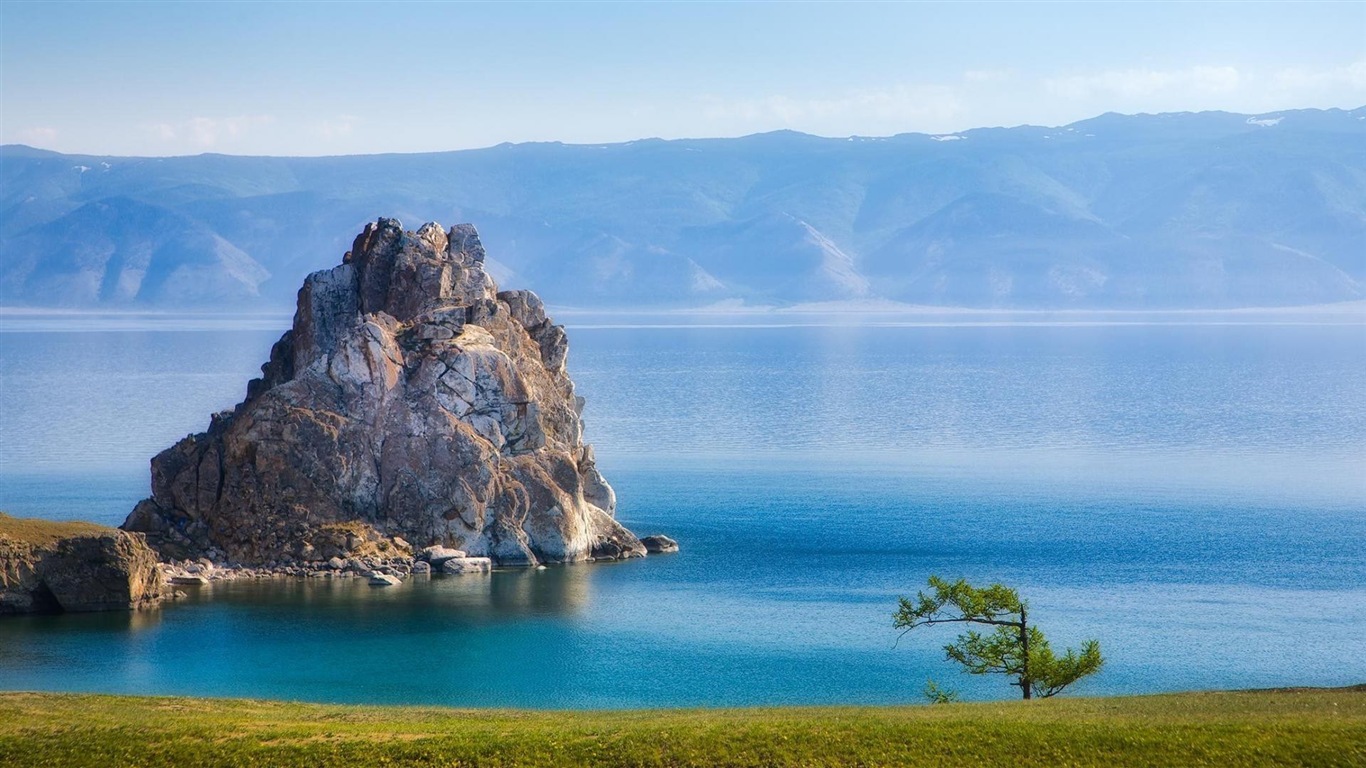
2;107;1364;310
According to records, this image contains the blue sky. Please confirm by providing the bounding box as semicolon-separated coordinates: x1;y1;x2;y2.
2;1;1363;156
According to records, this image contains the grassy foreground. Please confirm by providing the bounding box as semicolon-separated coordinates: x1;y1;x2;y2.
0;688;1362;767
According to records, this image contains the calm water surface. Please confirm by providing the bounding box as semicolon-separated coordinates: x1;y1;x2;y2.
0;317;1363;707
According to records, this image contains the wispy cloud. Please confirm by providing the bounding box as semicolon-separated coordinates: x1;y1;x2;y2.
683;59;1366;140
962;69;1016;85
1269;60;1366;94
316;115;358;141
1045;66;1243;100
698;78;978;137
15;126;58;147
1039;61;1366;117
149;115;275;149
704;85;963;128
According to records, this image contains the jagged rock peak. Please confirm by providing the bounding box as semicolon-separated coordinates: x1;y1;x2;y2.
124;219;643;567
342;218;492;322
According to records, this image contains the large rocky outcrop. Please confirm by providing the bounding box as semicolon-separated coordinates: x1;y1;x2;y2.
0;513;166;614
123;219;644;567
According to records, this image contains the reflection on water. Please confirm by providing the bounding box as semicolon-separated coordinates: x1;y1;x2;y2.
0;602;164;647
0;567;609;707
0;322;1363;707
188;566;595;618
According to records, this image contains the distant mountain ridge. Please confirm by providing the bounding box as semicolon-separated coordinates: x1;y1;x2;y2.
2;107;1364;310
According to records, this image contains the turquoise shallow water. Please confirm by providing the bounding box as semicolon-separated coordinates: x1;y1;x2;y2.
0;319;1363;706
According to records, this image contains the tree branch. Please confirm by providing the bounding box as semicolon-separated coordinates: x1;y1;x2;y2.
905;616;1024;629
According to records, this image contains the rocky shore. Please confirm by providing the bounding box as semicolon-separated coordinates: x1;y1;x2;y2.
159;544;491;585
1;511;663;615
0;513;166;614
155;537;680;587
2;220;679;616
123;219;669;576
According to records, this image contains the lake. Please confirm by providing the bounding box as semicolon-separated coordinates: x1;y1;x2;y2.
1;313;1363;707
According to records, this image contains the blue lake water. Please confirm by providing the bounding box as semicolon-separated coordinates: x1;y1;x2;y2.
1;315;1364;707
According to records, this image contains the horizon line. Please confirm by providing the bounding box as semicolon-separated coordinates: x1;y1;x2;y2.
4;104;1363;161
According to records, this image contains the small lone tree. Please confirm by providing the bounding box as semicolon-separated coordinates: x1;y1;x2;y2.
894;575;1103;700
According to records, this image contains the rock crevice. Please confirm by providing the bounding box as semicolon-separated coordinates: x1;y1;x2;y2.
124;219;645;567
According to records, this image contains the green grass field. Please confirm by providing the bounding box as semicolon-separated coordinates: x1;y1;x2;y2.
1;687;1362;767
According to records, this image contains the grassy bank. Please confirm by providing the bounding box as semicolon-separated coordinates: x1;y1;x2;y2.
1;687;1362;767
0;512;111;545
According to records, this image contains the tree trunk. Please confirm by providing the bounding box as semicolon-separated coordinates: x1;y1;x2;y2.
1019;606;1032;700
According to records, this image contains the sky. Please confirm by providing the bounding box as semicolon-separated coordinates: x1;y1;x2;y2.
2;1;1364;156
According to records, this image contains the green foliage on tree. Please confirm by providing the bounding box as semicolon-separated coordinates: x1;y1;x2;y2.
922;679;960;704
894;575;1103;700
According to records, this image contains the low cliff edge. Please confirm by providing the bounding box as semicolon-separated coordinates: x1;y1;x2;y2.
0;513;166;614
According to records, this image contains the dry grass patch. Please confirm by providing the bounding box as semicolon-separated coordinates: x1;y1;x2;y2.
0;512;111;546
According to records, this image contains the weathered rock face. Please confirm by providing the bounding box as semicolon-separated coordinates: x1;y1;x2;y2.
0;514;166;614
124;219;644;567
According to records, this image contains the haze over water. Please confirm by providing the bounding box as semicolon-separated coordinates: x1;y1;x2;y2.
0;315;1363;707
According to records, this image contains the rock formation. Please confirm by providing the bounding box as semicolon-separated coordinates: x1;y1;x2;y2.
640;535;679;554
124;219;645;567
0;513;166;614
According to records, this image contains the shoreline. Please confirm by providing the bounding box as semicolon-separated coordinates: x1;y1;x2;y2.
155;537;675;587
2;302;1363;334
2;683;1361;712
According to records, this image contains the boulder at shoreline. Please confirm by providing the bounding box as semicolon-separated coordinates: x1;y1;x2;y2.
0;512;166;614
641;535;679;554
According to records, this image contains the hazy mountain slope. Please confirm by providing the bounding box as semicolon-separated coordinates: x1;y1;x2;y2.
1;107;1362;309
681;212;869;302
2;197;269;305
865;193;1128;306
